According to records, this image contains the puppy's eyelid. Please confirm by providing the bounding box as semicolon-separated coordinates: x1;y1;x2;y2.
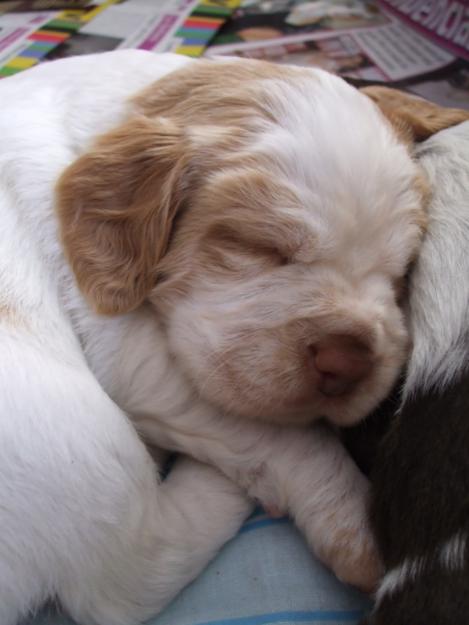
207;223;293;266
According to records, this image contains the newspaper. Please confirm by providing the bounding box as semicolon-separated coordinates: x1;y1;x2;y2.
205;0;469;107
380;0;469;62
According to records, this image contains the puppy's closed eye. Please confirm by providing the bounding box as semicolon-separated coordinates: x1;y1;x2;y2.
193;168;316;265
203;223;290;272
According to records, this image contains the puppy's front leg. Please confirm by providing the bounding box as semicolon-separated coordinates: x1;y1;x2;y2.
264;423;382;594
134;409;381;592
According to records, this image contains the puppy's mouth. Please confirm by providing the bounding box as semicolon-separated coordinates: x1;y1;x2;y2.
318;372;357;397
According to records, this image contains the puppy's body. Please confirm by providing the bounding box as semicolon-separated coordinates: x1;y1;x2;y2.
0;51;449;624
364;122;469;624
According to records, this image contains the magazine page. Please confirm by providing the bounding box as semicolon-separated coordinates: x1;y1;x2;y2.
206;6;455;81
79;0;203;53
0;0;238;77
209;0;390;51
0;1;121;73
0;10;57;66
67;0;239;56
378;0;469;62
1;0;468;107
205;0;469;106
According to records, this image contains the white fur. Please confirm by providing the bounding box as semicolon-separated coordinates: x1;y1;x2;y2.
375;556;426;606
404;122;469;395
374;531;467;606
0;51;421;623
439;532;467;570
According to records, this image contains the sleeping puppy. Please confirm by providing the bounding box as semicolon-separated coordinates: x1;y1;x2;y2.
358;118;469;624
0;51;466;625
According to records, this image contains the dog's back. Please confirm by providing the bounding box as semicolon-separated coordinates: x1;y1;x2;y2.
363;122;469;625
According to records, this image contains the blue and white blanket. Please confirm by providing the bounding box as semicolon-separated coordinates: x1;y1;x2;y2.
27;509;370;625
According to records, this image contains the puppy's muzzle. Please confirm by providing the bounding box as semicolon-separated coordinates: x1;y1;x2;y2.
310;334;374;398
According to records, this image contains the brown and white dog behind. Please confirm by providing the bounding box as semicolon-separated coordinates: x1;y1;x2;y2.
1;51;468;625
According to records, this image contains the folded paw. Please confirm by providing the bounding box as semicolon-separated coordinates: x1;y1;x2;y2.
323;522;383;593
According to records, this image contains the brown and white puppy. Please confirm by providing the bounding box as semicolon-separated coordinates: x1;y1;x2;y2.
59;64;429;427
1;51;468;625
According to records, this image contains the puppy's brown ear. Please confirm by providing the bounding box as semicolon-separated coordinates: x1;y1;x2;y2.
56;116;188;315
361;85;469;142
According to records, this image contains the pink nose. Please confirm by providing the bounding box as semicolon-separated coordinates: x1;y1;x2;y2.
312;334;373;397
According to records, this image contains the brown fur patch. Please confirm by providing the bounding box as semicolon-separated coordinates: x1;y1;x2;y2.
56;116;190;315
132;58;309;125
56;59;312;315
322;519;384;593
361;85;469;142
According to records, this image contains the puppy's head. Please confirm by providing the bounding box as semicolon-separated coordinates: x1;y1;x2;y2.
57;60;455;427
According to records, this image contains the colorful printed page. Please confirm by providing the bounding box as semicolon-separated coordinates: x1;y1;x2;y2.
0;0;240;78
81;0;241;58
0;1;121;76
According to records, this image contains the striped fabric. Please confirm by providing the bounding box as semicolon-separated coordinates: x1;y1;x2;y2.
26;509;370;625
